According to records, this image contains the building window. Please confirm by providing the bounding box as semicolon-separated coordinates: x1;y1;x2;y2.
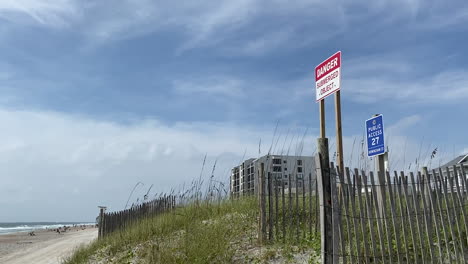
273;158;282;165
297;167;303;173
297;160;303;166
284;174;288;178
283;160;287;164
284;167;287;171
298;181;302;188
273;166;282;172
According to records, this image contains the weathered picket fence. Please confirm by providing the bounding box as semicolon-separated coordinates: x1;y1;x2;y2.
257;162;319;244
259;158;468;263
331;164;468;263
98;195;176;238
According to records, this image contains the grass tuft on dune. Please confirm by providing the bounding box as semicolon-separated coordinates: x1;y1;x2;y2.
64;198;259;263
64;197;320;264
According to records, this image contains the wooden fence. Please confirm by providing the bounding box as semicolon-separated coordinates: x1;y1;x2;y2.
98;195;176;238
259;160;468;263
330;164;468;263
257;163;319;243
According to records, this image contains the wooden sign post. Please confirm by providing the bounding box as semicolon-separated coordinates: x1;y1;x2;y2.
320;100;326;138
335;91;344;171
315;51;343;264
315;51;344;172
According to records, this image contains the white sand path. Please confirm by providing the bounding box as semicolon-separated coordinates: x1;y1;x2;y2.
0;228;97;264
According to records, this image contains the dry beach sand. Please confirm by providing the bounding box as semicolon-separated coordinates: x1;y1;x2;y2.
0;226;97;264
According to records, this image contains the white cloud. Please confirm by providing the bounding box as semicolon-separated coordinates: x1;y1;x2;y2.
411;5;468;30
386;115;422;134
0;0;466;54
0;108;313;221
172;77;245;98
0;0;79;27
345;70;468;103
341;55;468;103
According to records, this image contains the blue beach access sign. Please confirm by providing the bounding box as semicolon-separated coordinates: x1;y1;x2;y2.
366;115;385;157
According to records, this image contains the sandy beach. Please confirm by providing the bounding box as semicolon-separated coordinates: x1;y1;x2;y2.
0;226;97;264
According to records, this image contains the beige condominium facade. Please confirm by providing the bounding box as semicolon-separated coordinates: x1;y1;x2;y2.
230;155;316;197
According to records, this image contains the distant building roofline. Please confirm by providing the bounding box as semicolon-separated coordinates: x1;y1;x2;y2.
438;153;468;168
459;154;468;164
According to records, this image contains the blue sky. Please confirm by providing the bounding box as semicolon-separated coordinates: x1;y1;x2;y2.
0;0;467;222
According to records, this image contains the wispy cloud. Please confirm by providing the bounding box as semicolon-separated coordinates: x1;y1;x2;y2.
386;114;422;134
172;77;245;98
0;108;284;221
345;69;468;103
339;53;468;104
0;0;79;27
1;0;466;54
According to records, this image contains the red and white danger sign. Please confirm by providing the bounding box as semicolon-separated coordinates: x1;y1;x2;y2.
315;51;341;101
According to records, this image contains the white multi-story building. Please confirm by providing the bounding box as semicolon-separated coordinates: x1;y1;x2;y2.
230;155;316;197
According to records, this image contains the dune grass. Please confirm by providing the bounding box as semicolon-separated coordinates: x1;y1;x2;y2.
64;198;259;264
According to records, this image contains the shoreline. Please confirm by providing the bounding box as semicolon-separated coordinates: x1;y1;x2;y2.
0;225;97;264
0;223;96;236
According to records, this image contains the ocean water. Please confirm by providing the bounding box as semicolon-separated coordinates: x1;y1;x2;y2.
0;222;95;235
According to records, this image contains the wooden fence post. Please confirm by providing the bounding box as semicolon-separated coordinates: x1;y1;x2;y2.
317;136;332;264
258;162;266;244
375;156;386;219
98;206;106;239
268;172;273;241
330;165;340;264
422;167;433;232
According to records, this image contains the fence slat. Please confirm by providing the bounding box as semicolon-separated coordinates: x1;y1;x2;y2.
401;173;419;263
315;177;319;235
275;175;279;239
385;171;402;264
459;165;467;198
296;173;300;241
337;167;349;264
453;166;468;247
259;163;266;244
268;172;273;241
377;171;394;264
439;168;460;263
395;172;410;264
330;166;340;264
433;169;451;261
282;179;286;242
445;167;465;264
369;171;387;263
409;172;426;261
418;171;434;261
425;170;444;263
288;172;292;241
355;169;370;263
362;171;378;262
308;172;313;238
302;173;306;240
346;168;362;263
345;168;360;263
